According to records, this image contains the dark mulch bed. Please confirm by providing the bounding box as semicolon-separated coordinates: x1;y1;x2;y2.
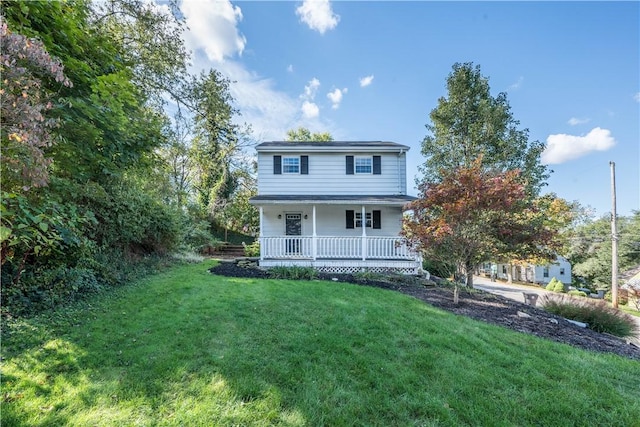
210;261;640;361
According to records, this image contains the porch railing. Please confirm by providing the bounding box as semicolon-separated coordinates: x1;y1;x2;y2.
259;236;416;260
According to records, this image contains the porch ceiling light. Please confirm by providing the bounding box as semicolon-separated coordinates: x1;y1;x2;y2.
278;214;282;219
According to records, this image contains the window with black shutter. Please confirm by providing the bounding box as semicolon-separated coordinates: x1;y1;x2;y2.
346;156;354;174
273;155;282;174
346;210;355;229
373;210;381;229
373;156;381;175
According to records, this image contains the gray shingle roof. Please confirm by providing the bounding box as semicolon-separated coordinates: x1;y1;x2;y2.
256;141;410;150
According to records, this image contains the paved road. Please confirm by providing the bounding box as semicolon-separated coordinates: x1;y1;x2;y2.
473;275;552;306
472;275;640;344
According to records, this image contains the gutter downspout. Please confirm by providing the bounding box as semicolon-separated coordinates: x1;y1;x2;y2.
397;149;405;195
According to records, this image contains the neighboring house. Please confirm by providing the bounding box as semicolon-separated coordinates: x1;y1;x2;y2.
249;141;421;274
621;266;640;310
482;256;572;285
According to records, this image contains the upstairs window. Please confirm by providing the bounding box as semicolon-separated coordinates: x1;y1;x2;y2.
543;267;549;278
355;157;372;174
273;155;308;174
346;156;381;175
282;157;300;174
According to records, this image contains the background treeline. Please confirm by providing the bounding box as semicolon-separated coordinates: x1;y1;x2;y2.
1;0;258;315
565;212;640;288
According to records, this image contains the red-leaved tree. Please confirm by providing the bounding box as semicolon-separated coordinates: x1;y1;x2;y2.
0;17;71;191
402;158;558;287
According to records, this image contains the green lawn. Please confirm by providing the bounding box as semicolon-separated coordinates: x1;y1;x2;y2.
2;260;639;426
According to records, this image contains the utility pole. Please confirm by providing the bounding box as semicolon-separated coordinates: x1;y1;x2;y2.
610;161;618;308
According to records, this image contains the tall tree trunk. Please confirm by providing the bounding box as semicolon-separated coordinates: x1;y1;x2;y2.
507;263;513;284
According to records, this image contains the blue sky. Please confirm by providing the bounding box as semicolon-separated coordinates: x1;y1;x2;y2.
177;0;639;218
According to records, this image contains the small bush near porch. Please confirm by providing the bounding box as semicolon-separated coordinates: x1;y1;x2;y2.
2;261;639;426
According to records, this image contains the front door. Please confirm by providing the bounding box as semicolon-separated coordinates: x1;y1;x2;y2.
285;213;302;255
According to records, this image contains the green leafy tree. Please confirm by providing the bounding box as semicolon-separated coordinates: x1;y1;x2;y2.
416;63;560;278
568;212;640;289
1;1;191;311
188;70;242;217
217;171;259;237
3;0;183;183
420;62;548;196
159;111;193;207
286;127;333;142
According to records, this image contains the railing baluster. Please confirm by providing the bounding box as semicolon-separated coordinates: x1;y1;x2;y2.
259;236;416;260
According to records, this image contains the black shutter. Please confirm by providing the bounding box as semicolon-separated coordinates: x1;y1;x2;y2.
301;155;309;175
373;156;381;175
273;155;282;174
346;210;355;229
373;210;381;229
346;156;354;174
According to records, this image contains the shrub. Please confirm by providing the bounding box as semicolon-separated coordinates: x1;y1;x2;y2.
541;294;638;338
567;290;588;298
354;270;387;282
422;258;455;280
268;266;318;280
2;265;103;316
553;279;565;293
545;278;564;293
545;277;564;292
243;241;260;257
182;220;220;253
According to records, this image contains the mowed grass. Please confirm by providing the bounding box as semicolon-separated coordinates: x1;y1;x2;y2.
2;261;639;426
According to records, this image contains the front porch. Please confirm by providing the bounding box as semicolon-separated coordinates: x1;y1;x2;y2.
250;196;422;275
259;236;422;274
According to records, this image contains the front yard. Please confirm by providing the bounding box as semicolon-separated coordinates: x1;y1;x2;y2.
2;260;639;426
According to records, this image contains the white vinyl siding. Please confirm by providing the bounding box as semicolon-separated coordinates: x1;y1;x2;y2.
258;152;407;195
534;257;572;284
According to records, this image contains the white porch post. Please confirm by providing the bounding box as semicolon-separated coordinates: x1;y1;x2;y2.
259;206;264;261
312;205;317;260
361;205;366;261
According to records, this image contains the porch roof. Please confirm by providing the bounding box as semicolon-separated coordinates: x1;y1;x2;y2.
249;194;416;207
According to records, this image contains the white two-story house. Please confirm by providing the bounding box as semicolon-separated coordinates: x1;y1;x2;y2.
249;141;422;274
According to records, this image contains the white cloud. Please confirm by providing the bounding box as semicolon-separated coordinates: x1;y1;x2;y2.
542;127;616;165
327;88;347;109
296;0;340;34
287;64;294;73
301;101;320;119
181;0;246;62
303;78;321;99
509;76;524;90
567;117;590;126
208;61;298;140
359;75;374;87
178;2;339;141
634;92;640;102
